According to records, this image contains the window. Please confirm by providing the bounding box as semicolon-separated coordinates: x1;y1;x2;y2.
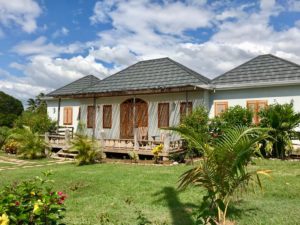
214;101;228;117
63;107;73;125
247;100;268;124
180;102;193;122
87;106;95;128
158;103;169;128
103;105;112;128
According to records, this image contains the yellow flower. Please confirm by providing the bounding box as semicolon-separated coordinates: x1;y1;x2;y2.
0;213;9;225
30;191;35;196
33;200;42;215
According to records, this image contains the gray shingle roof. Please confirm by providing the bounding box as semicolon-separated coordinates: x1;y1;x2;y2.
78;57;210;94
212;54;300;87
47;75;100;96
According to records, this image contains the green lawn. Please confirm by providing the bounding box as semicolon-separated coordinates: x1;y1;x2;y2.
0;159;299;225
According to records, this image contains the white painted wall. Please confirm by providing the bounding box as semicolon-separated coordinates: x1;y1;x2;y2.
47;90;208;140
209;85;300;118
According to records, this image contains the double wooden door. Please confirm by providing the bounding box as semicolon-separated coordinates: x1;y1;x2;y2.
120;98;148;139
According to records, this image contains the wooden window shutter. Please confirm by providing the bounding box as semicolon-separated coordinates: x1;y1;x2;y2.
180;102;193;122
103;105;112;128
214;102;228;117
87;106;95;128
63;107;73;125
158;103;169;128
247;100;268;124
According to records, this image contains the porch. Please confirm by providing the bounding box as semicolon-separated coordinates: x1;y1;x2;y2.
44;130;184;159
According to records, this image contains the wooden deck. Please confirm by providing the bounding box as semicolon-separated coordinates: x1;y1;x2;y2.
44;133;184;158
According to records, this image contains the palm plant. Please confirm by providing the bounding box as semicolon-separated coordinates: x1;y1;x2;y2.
259;102;300;159
70;123;102;165
8;127;48;159
169;126;271;224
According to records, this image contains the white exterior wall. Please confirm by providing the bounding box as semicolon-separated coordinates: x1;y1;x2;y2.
47;90;207;140
209;85;300;118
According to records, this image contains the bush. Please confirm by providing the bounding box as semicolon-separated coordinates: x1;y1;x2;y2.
8;127;48;159
0;127;10;150
259;102;300;159
0;92;23;127
0;171;66;225
210;106;253;138
14;111;56;134
152;144;163;164
3;139;19;154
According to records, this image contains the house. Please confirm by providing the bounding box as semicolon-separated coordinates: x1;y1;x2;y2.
46;54;300;157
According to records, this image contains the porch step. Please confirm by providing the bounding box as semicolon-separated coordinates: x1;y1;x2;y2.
56;148;78;159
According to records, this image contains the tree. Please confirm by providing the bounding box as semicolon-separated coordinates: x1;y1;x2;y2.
0;91;24;127
169;126;270;224
259;102;300;159
26;92;47;114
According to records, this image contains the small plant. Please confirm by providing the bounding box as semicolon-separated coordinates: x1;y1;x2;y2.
0;126;10;150
0;171;66;225
3;139;19;154
128;151;139;163
7;127;48;159
152;144;163;164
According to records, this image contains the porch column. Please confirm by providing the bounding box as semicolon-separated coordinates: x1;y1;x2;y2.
57;98;61;131
185;91;189;116
92;96;96;139
133;97;139;150
163;132;170;161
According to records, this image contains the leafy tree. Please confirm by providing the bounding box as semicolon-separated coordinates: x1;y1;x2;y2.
169;126;270;224
0;91;23;127
0;126;10;150
27;92;47;114
259;102;300;159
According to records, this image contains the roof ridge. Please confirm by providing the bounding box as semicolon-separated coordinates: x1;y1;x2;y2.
47;75;99;96
212;54;264;82
166;58;211;84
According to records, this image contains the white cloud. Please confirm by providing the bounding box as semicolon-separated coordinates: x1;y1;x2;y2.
12;36;83;57
52;27;69;38
0;0;41;33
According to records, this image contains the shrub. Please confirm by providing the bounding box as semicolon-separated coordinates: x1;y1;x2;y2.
0;127;10;150
3;139;19;154
14;111;56;134
0;171;66;225
128;151;139;163
71;133;102;166
220;105;253;127
259;101;300;159
152;144;163;164
8;127;48;159
173;126;271;224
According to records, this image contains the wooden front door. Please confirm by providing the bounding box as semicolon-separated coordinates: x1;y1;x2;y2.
120;98;148;139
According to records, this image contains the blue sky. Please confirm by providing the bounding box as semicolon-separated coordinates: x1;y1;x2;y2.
0;0;300;103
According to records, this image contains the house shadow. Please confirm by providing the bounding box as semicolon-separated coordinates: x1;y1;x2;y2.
153;187;196;225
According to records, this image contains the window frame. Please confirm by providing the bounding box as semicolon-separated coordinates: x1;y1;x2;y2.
214;101;228;117
103;105;112;129
246;100;268;124
158;103;170;128
63;106;73;125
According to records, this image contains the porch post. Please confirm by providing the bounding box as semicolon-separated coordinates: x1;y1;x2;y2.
163;132;170;161
133;97;139;150
92;96;96;139
57;98;61;131
185;91;188;116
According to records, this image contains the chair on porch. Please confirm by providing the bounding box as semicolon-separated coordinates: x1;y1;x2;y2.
138;127;148;147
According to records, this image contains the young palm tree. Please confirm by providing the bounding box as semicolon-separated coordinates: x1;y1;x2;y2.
259;102;300;159
27;98;37;112
169;126;271;224
8;127;48;159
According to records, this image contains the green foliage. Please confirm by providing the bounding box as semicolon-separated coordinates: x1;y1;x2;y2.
0;91;23;127
0;127;10;150
71;125;102;165
3;139;19;154
175;126;271;224
27;93;47;114
0;171;66;225
14;111;56;134
210;106;253;137
259;101;300;159
128;151;139;163
7;127;48;159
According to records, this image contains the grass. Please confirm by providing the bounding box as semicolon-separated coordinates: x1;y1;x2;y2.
0;159;299;225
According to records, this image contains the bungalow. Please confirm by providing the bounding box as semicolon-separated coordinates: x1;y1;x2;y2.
46;54;300;157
